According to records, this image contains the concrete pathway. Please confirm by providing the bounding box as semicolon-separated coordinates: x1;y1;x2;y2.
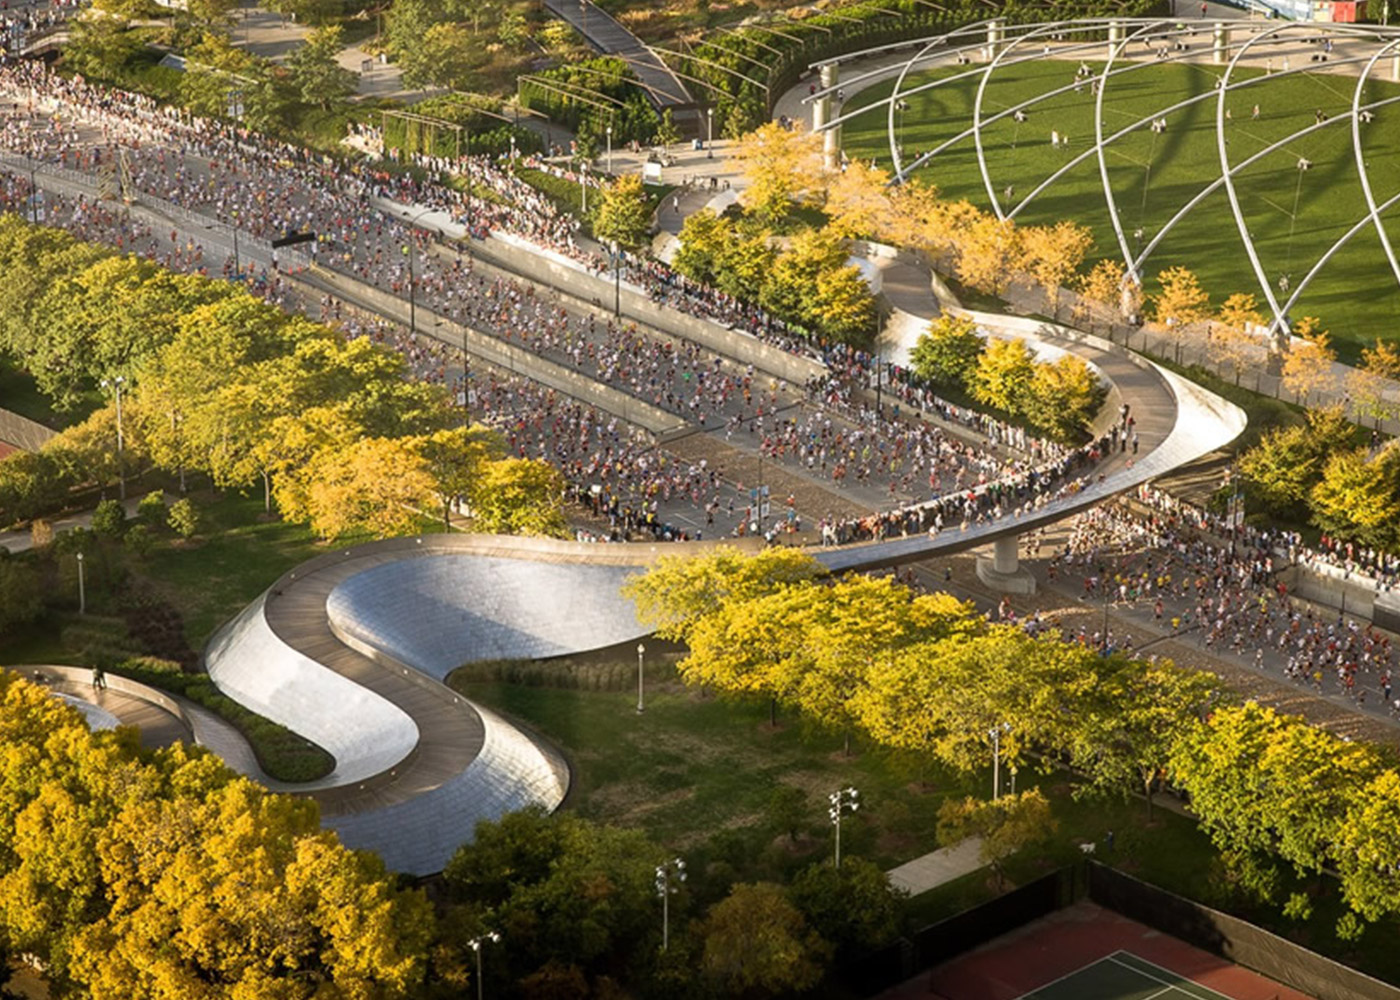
0;494;146;554
887;836;985;895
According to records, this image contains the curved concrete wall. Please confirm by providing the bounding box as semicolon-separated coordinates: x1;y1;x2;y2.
326;554;650;681
205;593;421;787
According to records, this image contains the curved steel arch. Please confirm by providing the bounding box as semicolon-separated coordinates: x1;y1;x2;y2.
1353;38;1400;290
814;16;1400;337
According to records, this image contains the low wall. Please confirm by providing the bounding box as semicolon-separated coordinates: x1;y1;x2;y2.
291;266;686;436
1087;863;1400;1000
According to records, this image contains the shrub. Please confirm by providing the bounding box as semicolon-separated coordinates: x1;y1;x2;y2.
136;490;166;526
90;498;127;538
168;498;199;539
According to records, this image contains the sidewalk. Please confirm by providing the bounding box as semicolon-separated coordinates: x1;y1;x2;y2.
0;494;146;554
887;837;985;896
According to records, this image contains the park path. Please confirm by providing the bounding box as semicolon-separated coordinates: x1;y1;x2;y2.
0;494;146;554
887;837;985;896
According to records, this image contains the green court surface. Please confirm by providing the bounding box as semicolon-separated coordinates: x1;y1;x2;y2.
842;58;1400;359
1021;950;1241;1000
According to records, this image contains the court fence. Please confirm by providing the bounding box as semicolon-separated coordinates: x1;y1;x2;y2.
1087;862;1400;1000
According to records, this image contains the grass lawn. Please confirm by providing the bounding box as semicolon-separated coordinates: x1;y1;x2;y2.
0;354;96;430
452;671;1400;980
842;58;1400;362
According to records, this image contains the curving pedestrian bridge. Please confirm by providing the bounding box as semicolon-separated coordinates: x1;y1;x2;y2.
202;317;1245;875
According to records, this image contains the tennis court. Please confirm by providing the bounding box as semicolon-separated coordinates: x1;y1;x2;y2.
1021;950;1265;1000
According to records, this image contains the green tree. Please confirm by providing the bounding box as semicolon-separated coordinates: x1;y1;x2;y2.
788;859;905;961
90;499;127;539
1024;354;1104;442
468;458;566;537
289;436;438;541
968;337;1035;416
701;883;828;997
444;808;662;986
733;121;821;222
0;557;42;634
909;315;984;389
398;22;491;91
1309;445;1400;549
592;174;652;250
1338;770;1400;922
136;490;167;527
416;425;503;529
654;108;681;151
1069;657;1216;819
811;266;876;344
61;15;144;81
286;26;356;111
759;228;847;329
167;498;200;540
715;230;777;303
936;789;1056;889
673;209;732;286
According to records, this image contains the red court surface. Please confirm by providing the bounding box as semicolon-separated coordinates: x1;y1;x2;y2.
882;902;1312;1000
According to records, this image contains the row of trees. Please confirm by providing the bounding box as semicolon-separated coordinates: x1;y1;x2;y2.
66;19;357;136
675;213;875;343
623;547;1400;937
0;668;436;998
388;0;544;94
1238;404;1400;548
0;219;566;540
438;805;906;998
909;315;1105;442
1090;262;1337;397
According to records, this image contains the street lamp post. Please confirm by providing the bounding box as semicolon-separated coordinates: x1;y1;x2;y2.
28;162;37;223
606;124;613;173
231;208;241;277
467;932;500;1000
636;642;645;714
988;722;1011;800
100;376;126;500
581;160;589;214
654;858;686;951
402;243;416;335
510;133;517;171
828;786;859;868
76;551;85;615
706;107;714;159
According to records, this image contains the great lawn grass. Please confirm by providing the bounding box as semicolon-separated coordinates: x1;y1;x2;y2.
453;672;1400;979
842;58;1400;362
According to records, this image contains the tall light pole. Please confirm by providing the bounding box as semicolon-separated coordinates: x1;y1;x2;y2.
231;208;241;277
655;857;686;951
988;722;1011;800
76;551;86;615
706;107;714;159
828;786;859;868
468;931;500;1000
27;162;37;223
401;242;416;335
100;376;126;500
606;124;613;173
580;160;589;214
636;642;645;714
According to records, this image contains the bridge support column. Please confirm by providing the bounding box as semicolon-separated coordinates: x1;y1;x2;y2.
1392;52;1400;83
986;19;1005;61
976;535;1037;595
1108;20;1124;57
1213;23;1230;65
820;63;841;173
